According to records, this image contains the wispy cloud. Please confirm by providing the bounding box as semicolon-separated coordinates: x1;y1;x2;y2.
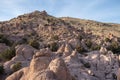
0;0;120;23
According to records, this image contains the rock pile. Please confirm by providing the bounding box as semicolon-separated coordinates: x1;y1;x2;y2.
6;44;120;80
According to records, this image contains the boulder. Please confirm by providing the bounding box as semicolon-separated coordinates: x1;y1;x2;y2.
48;58;72;80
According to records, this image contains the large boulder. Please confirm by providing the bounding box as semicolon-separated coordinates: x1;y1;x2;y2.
48;58;72;80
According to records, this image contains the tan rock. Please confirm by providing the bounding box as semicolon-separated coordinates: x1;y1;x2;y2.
63;43;72;57
4;44;37;73
48;58;72;80
57;44;65;54
68;38;80;48
100;47;107;54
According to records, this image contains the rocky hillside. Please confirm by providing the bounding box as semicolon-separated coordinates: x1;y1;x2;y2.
0;11;120;80
61;17;120;37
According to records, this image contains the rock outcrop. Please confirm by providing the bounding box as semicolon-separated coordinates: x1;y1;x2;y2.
6;43;120;80
4;44;37;73
6;48;73;80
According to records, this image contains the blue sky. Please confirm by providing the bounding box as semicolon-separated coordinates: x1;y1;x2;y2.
0;0;120;23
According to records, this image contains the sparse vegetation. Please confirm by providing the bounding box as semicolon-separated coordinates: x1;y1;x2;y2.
0;47;15;61
85;39;92;48
28;39;39;49
51;35;59;40
77;34;83;40
12;62;22;72
0;65;4;74
107;41;120;54
49;42;58;51
0;34;12;46
83;62;91;68
75;45;86;53
105;37;111;42
91;44;101;50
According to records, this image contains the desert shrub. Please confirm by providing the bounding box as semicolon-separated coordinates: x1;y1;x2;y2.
12;62;22;72
77;34;83;40
112;73;117;79
0;34;4;38
105;37;111;42
107;41;120;54
85;39;92;48
49;42;58;52
28;39;39;49
91;45;101;50
83;62;91;68
0;65;4;74
75;45;86;53
17;37;27;44
0;47;15;61
0;34;11;46
51;35;59;40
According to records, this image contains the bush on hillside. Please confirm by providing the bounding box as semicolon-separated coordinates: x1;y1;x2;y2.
75;45;86;53
107;41;120;54
51;35;59;40
85;39;92;48
83;62;91;68
0;34;12;46
12;62;22;72
77;34;83;40
0;65;4;74
0;47;15;61
105;37;111;42
28;39;39;49
91;44;101;50
49;42;58;52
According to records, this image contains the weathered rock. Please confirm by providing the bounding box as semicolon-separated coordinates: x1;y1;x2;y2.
100;47;107;54
68;39;80;48
48;58;72;80
4;44;37;73
63;43;72;57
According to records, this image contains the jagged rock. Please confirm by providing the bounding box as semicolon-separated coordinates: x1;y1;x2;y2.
35;48;52;57
81;39;90;51
70;49;78;58
15;44;37;60
100;47;108;54
48;58;72;80
4;61;15;73
63;43;72;57
57;44;65;54
68;39;80;48
30;56;51;73
6;52;73;80
6;67;28;80
30;70;57;80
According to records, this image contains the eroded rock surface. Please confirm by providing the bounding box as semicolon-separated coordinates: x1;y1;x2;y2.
6;44;120;80
4;44;37;73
